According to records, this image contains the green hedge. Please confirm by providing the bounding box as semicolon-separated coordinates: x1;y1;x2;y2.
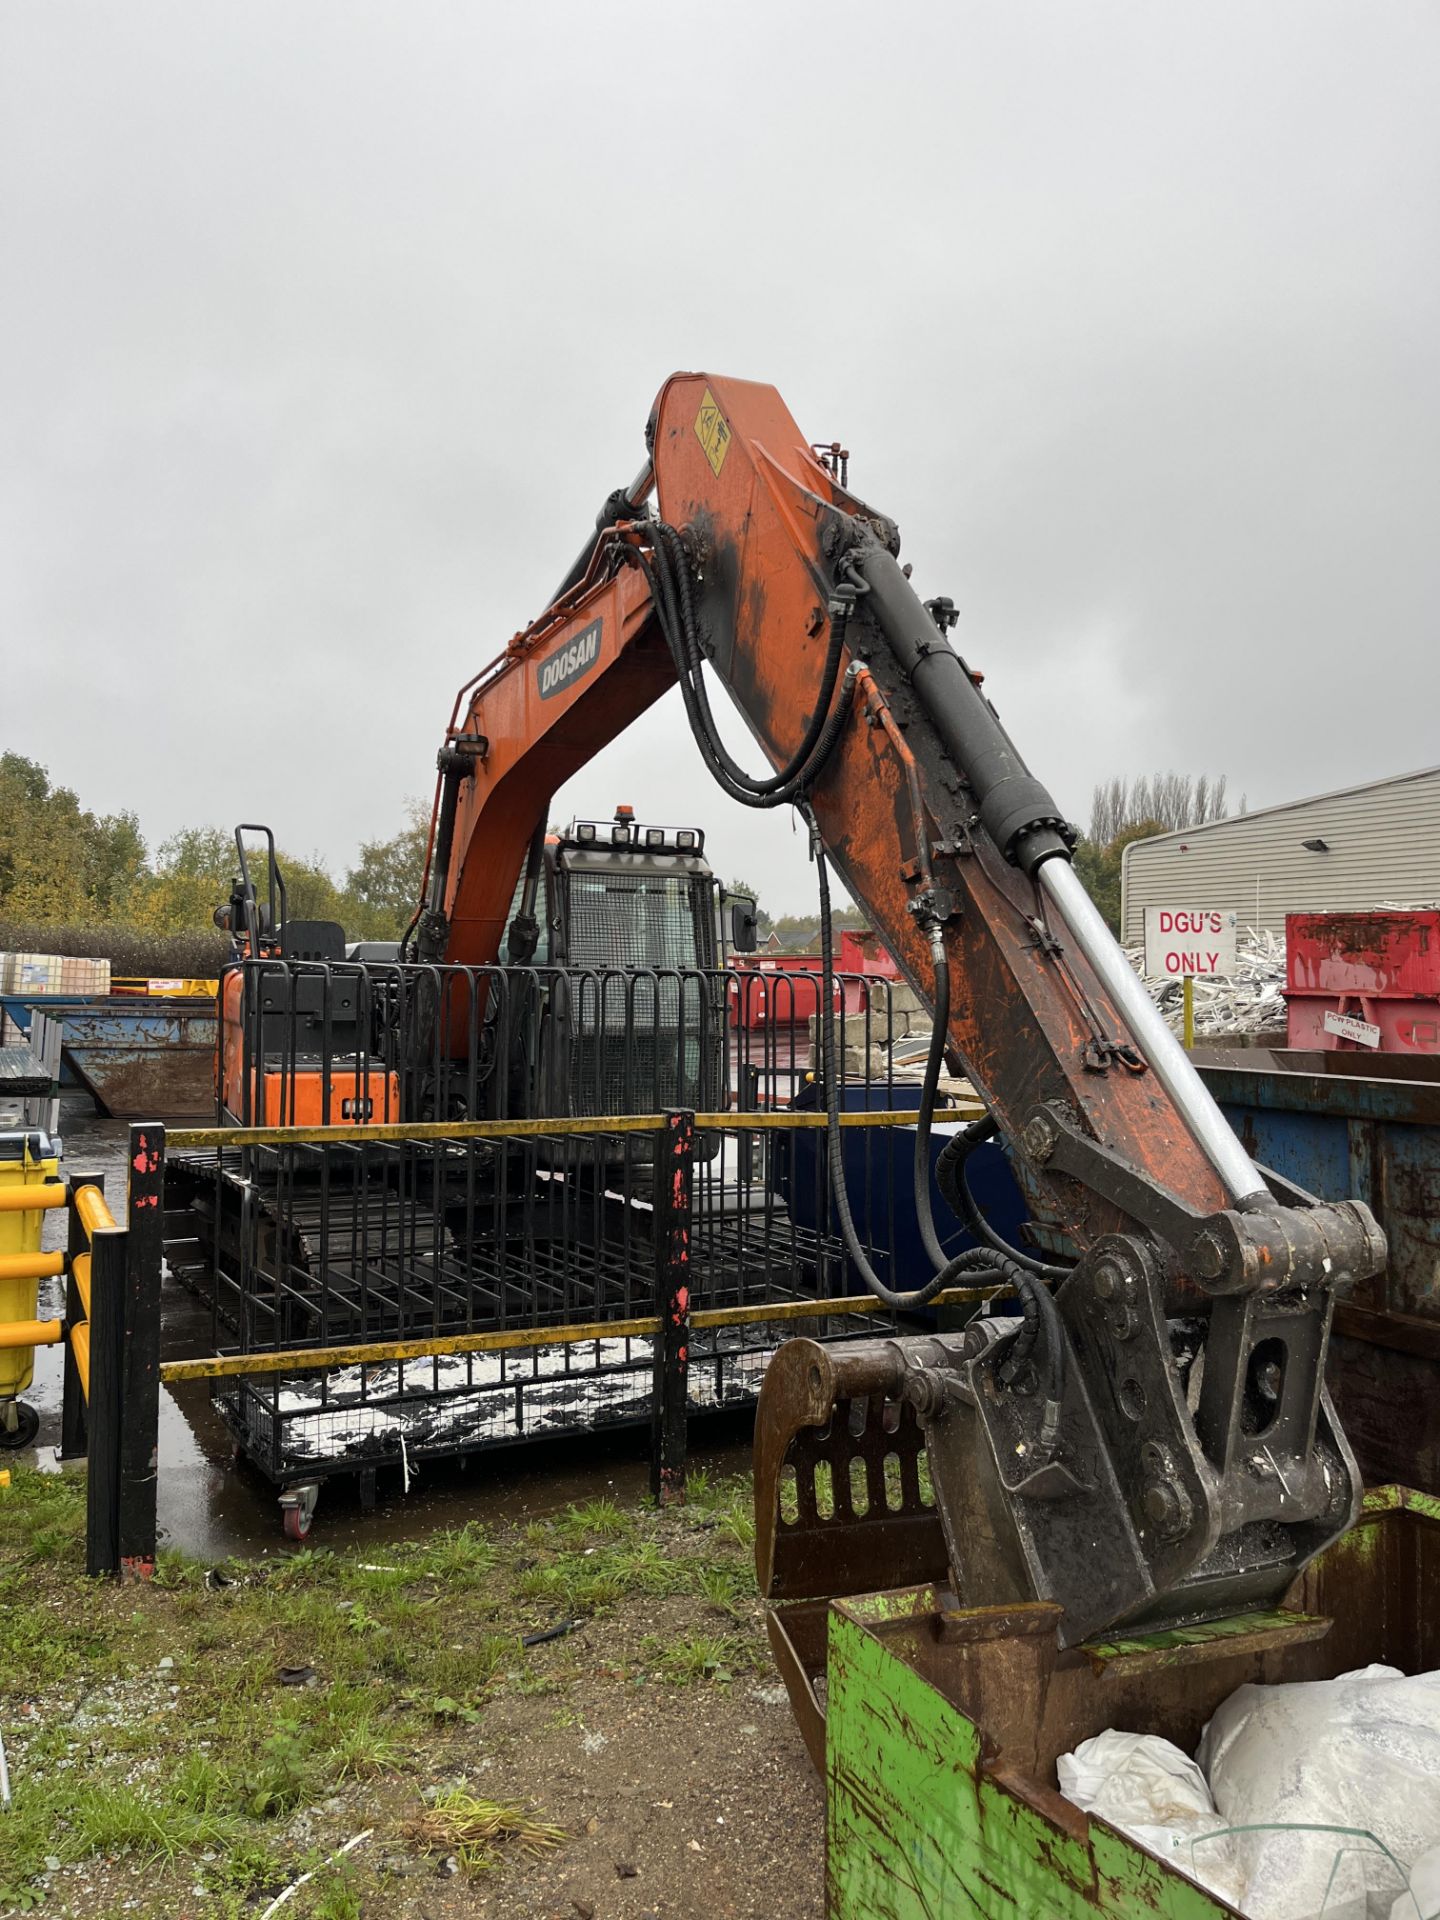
0;922;230;980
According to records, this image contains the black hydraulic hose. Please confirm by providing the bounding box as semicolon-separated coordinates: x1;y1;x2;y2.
631;545;816;813
679;662;859;814
630;528;855;810
654;523;852;797
935;1117;1075;1283
903;902;1067;1441
908;911;1068;1291
808;809;1021;1310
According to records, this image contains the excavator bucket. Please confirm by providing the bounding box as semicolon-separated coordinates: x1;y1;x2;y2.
753;1335;950;1769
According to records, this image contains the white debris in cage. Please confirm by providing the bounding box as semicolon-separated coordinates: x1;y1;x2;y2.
259;1335;776;1463
1126;925;1288;1038
274;1337;657;1416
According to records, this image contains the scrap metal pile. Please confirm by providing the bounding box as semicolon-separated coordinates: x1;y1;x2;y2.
1130;925;1287;1038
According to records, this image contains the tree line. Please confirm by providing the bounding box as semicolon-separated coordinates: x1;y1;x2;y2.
0;753;428;963
1073;770;1239;934
1;750;1232;968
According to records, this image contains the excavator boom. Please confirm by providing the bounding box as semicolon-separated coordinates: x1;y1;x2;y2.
420;372;1383;1652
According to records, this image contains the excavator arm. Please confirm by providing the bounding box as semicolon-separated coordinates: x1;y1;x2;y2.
421;372;1384;1651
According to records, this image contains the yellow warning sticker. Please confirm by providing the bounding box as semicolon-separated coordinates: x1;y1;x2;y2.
694;389;732;477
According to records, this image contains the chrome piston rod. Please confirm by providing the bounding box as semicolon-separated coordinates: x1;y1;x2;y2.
857;538;1269;1210
1037;855;1269;1207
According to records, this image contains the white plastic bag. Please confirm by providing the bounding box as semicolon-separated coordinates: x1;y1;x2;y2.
1058;1729;1246;1907
1199;1664;1440;1920
1392;1839;1440;1919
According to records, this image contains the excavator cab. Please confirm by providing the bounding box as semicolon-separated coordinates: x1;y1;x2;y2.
500;807;727;973
212;809;736;1131
502;808;732;1125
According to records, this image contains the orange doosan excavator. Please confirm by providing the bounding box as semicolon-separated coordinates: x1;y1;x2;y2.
210;372;1382;1649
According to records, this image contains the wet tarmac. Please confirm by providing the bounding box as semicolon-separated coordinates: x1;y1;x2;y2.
17;1102;753;1562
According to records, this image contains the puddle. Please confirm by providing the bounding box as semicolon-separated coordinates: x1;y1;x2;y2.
13;1102;753;1561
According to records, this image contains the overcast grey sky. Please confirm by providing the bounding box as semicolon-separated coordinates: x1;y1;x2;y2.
2;2;1436;913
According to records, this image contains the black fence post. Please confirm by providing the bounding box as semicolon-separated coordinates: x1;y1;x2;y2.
85;1225;126;1577
650;1110;694;1507
119;1123;164;1582
61;1172;102;1461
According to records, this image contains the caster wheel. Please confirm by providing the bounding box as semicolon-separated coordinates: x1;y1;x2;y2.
279;1482;320;1542
282;1504;312;1542
0;1401;40;1450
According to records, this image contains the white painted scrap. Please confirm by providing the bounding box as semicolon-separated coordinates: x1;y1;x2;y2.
1128;925;1288;1038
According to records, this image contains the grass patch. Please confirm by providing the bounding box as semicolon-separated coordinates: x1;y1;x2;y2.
641;1629;756;1686
685;1470;757;1548
0;1467;764;1913
697;1563;749;1617
404;1789;565;1876
0;1467;86;1564
548;1496;636;1544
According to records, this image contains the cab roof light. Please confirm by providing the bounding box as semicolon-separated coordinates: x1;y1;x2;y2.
645;828;666;849
611;823;631;846
675;829;698;851
575;822;597;844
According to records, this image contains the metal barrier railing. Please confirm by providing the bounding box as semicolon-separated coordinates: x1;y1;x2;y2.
163;956;1003;1532
0;1176;68;1438
0;1177;66;1350
0;1157;154;1579
6;1090;1010;1563
222;958;947;1131
155;1099;1004;1530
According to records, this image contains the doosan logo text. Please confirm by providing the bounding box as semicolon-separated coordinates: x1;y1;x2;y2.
537;620;602;699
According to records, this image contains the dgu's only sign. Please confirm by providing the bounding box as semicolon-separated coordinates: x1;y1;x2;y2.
1142;907;1239;979
536;619;602;700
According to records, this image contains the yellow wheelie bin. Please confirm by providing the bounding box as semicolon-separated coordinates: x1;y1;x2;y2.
0;1130;62;1450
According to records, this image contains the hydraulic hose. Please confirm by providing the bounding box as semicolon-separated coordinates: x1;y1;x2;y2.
638;524;1067;1443
628;528;857;811
934;1117;1074;1283
897;901;1067;1433
655;524;853;796
808;808;1018;1310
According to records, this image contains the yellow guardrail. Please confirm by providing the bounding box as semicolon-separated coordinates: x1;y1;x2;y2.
166;1103;985;1152
0;1145;62;1408
159;1284;1004;1385
70;1317;91;1396
0;1249;65;1283
65;1182;117;1403
0;1186;67;1214
72;1184;113;1239
0;1318;63;1350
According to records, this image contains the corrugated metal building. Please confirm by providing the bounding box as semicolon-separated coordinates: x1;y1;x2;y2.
1120;766;1440;944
